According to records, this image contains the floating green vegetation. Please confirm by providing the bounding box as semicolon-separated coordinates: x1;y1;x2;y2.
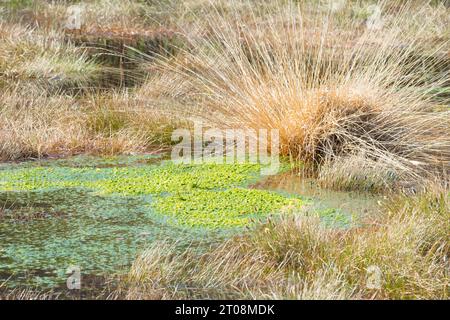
1;154;163;169
0;157;304;288
2;162;249;191
0;189;191;288
0;159;299;228
154;188;303;228
0;156;359;289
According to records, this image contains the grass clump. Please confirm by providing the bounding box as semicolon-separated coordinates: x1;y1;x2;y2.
121;190;449;299
0;88;143;161
0;86;182;160
83;91;186;148
146;0;450;191
0;23;99;89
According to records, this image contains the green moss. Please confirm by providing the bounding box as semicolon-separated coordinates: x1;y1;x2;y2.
0;157;304;288
1;156;364;290
0;189;183;288
50;154;163;167
154;188;303;228
0;162;260;192
92;163;265;196
0;160;299;228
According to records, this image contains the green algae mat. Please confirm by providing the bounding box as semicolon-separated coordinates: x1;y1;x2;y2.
0;155;304;288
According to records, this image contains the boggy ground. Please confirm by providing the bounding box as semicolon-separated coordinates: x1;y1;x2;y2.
1;154;351;295
0;0;448;300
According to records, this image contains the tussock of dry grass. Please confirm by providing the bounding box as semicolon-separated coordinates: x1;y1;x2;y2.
145;0;449;190
1;0;181;32
120;190;449;300
0;23;99;89
0;87;181;160
0;6;188;160
83;90;189;148
0;288;56;300
0;88;85;160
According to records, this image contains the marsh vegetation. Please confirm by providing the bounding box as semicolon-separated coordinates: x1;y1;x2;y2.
0;0;448;299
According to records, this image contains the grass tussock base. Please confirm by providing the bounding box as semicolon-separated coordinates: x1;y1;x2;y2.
120;190;449;300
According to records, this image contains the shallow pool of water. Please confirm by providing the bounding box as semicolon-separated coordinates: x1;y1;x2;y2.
0;155;299;293
253;171;382;220
0;156;381;296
